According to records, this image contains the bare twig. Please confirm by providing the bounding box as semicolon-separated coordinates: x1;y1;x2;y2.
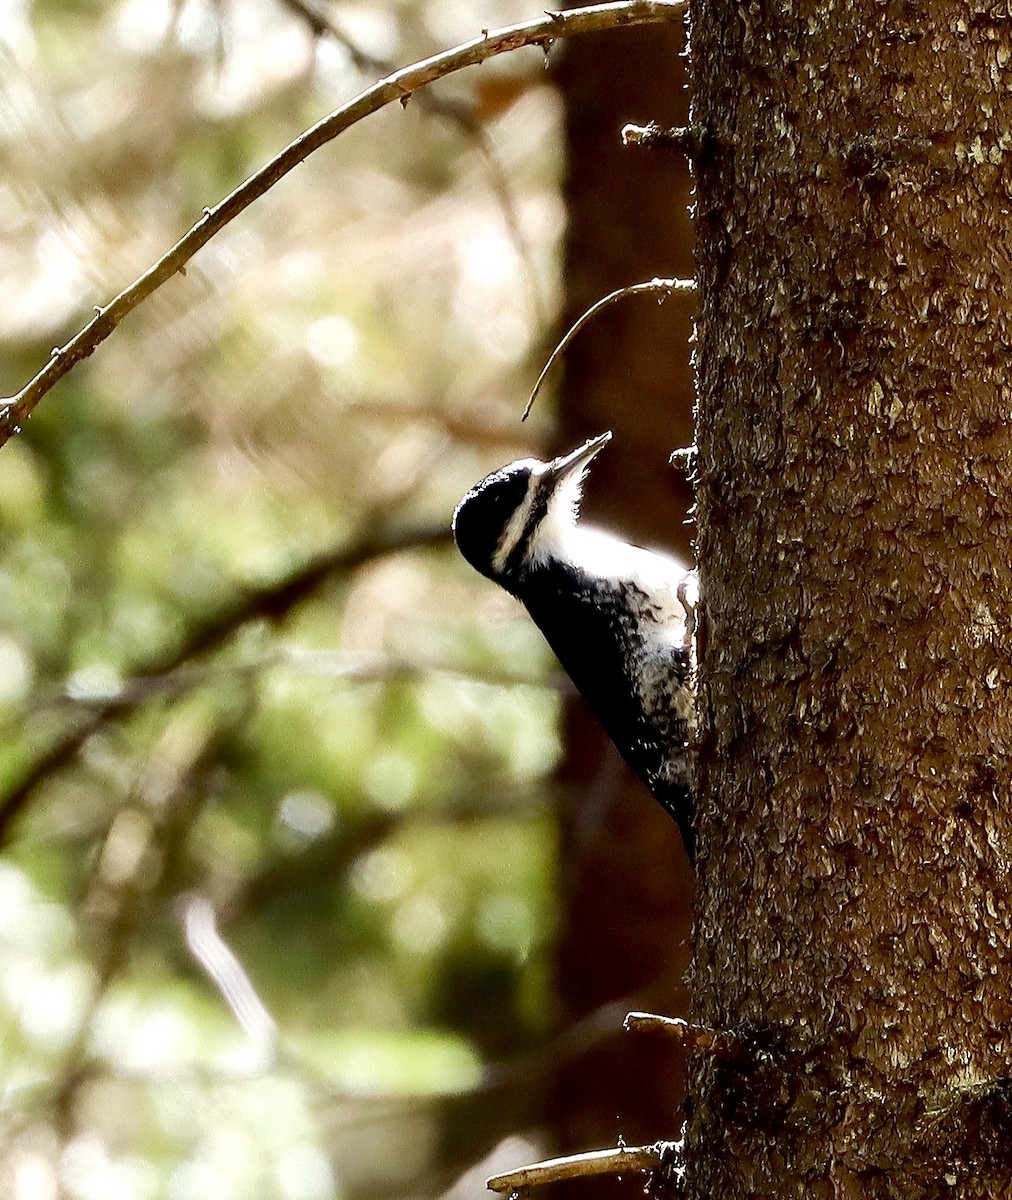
623;1009;688;1034
0;521;449;846
0;1;686;447
486;1141;675;1192
521;275;696;421
624;1011;742;1057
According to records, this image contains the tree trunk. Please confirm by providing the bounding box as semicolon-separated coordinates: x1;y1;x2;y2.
688;0;1012;1195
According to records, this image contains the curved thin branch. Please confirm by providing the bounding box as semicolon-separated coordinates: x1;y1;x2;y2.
522;275;696;420
0;0;686;448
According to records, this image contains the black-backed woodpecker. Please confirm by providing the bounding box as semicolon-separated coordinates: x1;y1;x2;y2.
453;432;697;857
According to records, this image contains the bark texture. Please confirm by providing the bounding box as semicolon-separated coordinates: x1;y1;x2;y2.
688;0;1012;1196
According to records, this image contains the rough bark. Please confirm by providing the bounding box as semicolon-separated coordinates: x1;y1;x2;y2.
688;0;1012;1196
551;20;696;1168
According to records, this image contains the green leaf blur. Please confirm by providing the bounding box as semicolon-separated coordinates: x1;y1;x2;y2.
0;2;563;1195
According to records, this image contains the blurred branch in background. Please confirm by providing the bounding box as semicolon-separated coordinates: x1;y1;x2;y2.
181;893;279;1049
13;650;560;730
0;0;684;447
277;0;546;325
219;779;552;929
49;707;236;1142
0;520;450;846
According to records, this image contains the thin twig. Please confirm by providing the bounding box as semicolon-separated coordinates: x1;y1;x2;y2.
623;1010;688;1034
521;275;696;421
0;0;686;447
624;1011;742;1057
669;444;697;474
486;1142;673;1192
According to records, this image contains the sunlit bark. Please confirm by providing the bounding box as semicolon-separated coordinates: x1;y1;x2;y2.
689;0;1012;1194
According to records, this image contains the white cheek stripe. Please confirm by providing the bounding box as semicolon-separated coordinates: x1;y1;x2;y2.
492;465;545;574
527;467;584;567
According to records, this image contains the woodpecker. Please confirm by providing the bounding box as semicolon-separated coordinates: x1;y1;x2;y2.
453;432;697;857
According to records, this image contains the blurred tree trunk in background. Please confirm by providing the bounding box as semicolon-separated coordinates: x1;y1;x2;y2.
550;20;696;1167
688;0;1012;1193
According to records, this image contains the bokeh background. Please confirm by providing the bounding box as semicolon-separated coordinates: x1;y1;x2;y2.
0;3;693;1198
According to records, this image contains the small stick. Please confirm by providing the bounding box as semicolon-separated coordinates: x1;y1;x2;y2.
624;1011;740;1056
621;121;708;157
486;1142;671;1193
669;444;696;473
521;276;695;421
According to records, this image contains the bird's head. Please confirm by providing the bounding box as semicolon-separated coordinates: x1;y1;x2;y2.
452;431;612;591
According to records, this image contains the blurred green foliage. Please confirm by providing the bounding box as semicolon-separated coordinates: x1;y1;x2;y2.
0;1;566;1195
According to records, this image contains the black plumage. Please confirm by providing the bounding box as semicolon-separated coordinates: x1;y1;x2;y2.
453;432;697;857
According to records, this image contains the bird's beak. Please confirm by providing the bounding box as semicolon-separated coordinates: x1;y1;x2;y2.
546;431;612;481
